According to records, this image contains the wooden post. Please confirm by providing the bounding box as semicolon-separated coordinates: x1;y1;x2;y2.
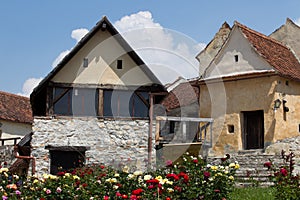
182;121;187;142
98;89;104;116
148;93;154;169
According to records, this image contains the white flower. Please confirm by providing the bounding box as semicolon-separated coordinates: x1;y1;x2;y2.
133;171;143;176
143;174;152;181
127;174;135;180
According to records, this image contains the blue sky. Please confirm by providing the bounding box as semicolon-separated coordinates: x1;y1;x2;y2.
1;0;300;96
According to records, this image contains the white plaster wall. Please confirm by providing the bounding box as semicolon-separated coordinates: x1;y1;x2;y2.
51;30;153;86
205;27;274;79
0;120;32;145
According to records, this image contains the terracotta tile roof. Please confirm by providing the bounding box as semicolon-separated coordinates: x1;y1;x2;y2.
236;21;300;81
0;91;33;124
161;80;199;111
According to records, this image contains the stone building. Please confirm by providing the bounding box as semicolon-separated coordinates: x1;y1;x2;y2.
30;16;165;174
198;20;300;156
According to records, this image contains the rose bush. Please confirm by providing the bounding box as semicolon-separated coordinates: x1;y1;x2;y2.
264;150;300;200
0;152;239;199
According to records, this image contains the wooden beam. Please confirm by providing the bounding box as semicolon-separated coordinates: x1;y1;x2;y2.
156;116;213;123
98;89;104;116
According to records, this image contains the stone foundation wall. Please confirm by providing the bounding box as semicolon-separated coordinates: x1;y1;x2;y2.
32;117;155;174
0;145;15;166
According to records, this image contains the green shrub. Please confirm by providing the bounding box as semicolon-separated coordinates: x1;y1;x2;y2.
264;150;300;200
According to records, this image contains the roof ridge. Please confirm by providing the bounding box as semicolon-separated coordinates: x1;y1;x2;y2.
0;90;29;100
234;21;288;50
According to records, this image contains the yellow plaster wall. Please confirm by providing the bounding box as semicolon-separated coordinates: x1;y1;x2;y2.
200;75;300;156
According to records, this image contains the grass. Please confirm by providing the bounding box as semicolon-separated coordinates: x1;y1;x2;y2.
229;187;275;200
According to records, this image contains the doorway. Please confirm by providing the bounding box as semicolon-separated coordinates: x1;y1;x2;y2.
242;110;264;150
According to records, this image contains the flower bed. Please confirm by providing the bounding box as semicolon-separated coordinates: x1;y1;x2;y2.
0;153;239;199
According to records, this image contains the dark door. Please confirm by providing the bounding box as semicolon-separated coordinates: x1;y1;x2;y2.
243;110;264;150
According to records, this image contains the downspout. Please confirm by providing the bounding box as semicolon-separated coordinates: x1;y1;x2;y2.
13;145;36;175
148;93;154;170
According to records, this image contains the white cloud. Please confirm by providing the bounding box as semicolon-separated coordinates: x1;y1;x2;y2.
71;28;89;42
51;50;70;68
18;77;43;97
296;18;300;26
114;11;206;84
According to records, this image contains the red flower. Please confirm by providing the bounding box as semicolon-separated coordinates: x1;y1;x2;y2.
166;173;179;181
264;162;272;169
122;194;128;199
203;171;210;178
116;192;121;197
57;171;65;176
130;195;137;200
193;159;198;164
179;172;189;182
174;186;182;192
280;168;288;176
148;185;154;189
146;179;159;184
103;196;109;200
100;165;105;169
132;188;143;195
166;197;171;200
81;183;88;188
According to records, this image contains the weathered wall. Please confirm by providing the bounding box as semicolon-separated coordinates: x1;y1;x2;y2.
32;117;155;174
204;27;274;79
200;75;300;156
270;18;300;60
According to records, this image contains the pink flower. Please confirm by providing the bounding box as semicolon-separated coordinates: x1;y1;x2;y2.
166;160;173;167
103;196;109;200
15;190;21;195
46;189;51;194
56;187;62;193
2;196;8;200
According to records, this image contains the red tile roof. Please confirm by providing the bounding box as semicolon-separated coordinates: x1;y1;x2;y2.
161;81;199;111
0;91;33;124
236;21;300;81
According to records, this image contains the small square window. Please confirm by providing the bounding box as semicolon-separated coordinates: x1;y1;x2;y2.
117;60;123;69
83;58;88;68
228;125;234;133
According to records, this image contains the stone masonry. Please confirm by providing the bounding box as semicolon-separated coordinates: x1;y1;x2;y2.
32;117;155;174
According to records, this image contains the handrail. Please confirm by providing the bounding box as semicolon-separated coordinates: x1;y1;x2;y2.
13;145;36;175
0;137;21;146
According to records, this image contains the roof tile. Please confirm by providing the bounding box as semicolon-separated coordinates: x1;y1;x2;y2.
0;91;33;124
236;21;300;81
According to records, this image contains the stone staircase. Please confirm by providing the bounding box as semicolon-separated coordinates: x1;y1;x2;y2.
208;150;285;187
